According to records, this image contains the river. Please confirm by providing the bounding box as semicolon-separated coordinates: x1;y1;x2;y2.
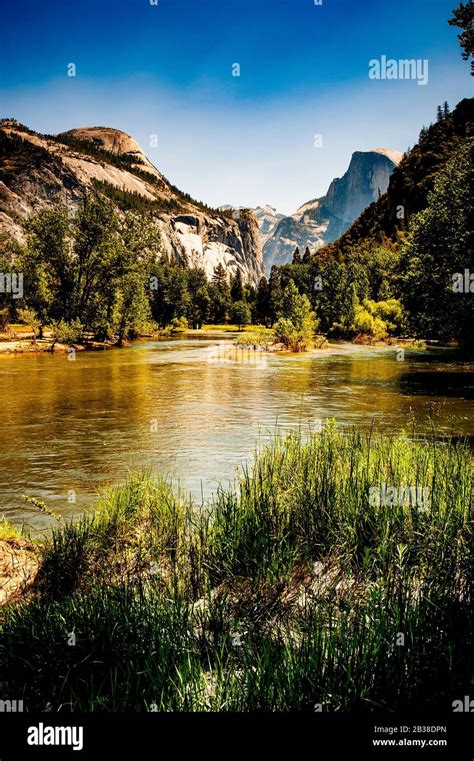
1;334;472;531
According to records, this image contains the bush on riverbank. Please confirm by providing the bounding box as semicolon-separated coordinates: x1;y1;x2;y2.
0;426;471;711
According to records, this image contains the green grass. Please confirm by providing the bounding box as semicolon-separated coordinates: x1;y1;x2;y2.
200;323;258;332
0;517;27;541
234;327;275;347
0;425;472;711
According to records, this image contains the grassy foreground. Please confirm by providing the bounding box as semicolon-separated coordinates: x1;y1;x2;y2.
0;425;472;712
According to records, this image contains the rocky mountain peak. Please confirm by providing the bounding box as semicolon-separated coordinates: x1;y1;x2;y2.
258;147;402;272
58;126;162;180
370;147;404;164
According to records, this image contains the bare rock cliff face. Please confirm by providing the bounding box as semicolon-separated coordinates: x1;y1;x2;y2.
259;148;402;272
155;210;263;280
253;205;285;245
0;121;263;284
322;150;400;232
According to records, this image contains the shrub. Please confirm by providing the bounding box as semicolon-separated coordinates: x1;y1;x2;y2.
51;319;84;346
364;298;406;333
235;327;274;348
353;306;388;340
352;298;405;340
170;316;188;332
0;306;10;331
16;307;40;339
273;280;318;351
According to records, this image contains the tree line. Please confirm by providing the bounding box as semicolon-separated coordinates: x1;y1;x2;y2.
0;194;279;342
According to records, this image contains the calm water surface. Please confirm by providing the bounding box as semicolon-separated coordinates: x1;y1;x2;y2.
1;334;472;530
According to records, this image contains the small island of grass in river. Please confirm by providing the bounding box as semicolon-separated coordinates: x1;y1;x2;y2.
1;424;471;712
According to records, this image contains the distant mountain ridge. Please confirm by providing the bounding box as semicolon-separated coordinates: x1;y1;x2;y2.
257;148;403;272
252;205;285;246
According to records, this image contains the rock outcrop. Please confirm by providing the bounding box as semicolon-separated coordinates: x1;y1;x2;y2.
0;537;39;606
155;209;263;279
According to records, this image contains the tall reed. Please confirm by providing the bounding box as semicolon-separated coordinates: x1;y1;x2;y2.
1;425;471;711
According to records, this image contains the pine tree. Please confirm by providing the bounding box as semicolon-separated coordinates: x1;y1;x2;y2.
268;265;283;324
187;268;210;329
231;300;251;331
230;268;244;301
402;141;473;349
211;263;231;323
303;246;311;263
449;1;474;75
256;276;270;325
212;263;227;290
292;246;301;264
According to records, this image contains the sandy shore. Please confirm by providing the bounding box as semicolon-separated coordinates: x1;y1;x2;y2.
0;340;75;354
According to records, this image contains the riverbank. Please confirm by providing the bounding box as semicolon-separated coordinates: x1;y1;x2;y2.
0;323;430;356
0;323;254;355
0;339;80;354
1;426;471;712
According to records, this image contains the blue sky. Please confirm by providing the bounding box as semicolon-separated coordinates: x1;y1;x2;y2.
0;0;471;213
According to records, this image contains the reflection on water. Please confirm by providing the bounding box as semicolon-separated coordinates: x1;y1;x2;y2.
0;335;472;530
